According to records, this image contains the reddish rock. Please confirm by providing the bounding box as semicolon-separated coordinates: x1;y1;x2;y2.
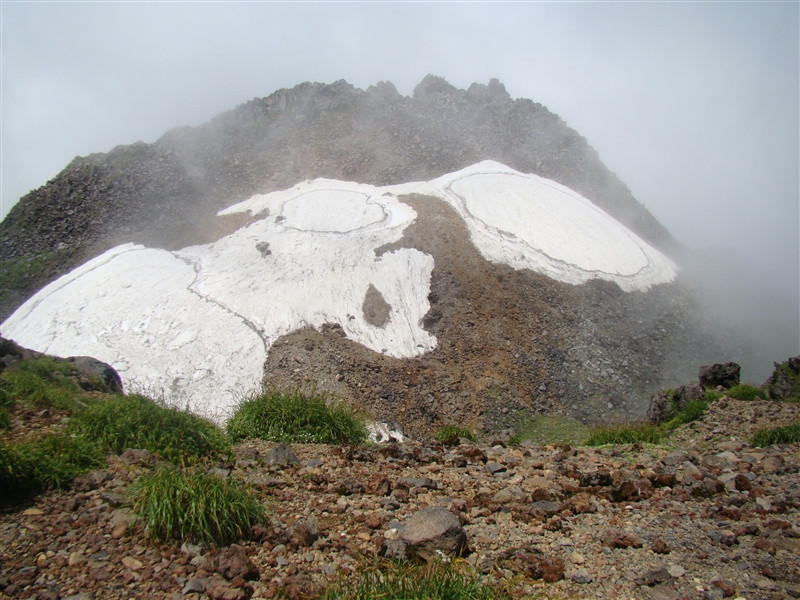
217;546;259;581
600;528;643;549
519;553;565;582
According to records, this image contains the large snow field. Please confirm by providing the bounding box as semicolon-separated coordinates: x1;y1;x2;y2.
391;161;677;292
1;161;676;419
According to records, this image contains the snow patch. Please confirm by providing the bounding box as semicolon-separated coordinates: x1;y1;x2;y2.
389;160;677;291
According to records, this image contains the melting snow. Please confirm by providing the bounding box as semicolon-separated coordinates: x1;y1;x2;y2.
1;161;676;419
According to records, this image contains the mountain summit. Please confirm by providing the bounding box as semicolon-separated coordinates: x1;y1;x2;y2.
0;77;727;436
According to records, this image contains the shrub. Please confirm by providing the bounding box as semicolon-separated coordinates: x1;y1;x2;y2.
585;421;665;446
129;467;267;546
322;558;510;600
727;384;768;401
751;421;800;447
69;394;230;466
435;425;476;445
227;388;367;445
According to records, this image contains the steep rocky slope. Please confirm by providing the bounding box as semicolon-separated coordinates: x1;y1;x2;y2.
0;77;737;432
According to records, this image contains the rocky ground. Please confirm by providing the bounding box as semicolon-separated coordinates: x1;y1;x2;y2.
1;396;798;600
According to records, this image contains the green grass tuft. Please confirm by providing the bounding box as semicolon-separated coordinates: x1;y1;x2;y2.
668;399;708;426
322;559;510;600
226;388;367;445
0;358;86;411
0;442;40;505
727;384;768;401
129;467;267;546
509;415;590;447
435;425;476;445
751;421;800;447
1;433;105;507
585;421;665;446
704;389;724;403
68;394;230;466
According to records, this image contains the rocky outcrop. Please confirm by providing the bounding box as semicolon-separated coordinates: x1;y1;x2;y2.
699;362;741;389
765;356;800;400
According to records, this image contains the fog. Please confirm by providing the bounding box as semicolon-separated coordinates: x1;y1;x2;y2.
2;2;798;379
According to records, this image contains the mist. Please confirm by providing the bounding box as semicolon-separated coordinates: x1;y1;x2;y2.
2;2;798;381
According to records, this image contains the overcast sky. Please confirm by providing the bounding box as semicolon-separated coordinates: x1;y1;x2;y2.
2;3;798;302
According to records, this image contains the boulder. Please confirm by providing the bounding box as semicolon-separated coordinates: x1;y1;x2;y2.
764;356;800;400
65;356;123;393
646;390;673;424
399;506;467;560
672;383;704;411
699;363;740;389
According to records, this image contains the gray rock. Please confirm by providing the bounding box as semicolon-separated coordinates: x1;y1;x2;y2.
182;578;207;594
65;355;123;393
485;463;506;475
263;443;299;466
672;383;704;411
530;501;562;516
400;506;467;560
699;362;740;389
290;517;320;547
572;569;593;584
647;390;674;424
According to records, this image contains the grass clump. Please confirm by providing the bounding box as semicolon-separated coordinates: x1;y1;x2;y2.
510;415;590;446
435;424;476;446
727;384;768;401
129;467;267;546
227;388;367;445
585;421;665;446
1;434;105;507
751;421;800;447
0;357;86;411
68;394;230;466
669;399;708;426
322;559;510;600
704;389;724;403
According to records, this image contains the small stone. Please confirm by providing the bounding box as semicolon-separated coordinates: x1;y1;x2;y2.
68;551;86;567
572;569;593;584
570;551;585;565
667;565;685;578
263;443;299;466
652;539;670;554
182;578;207;594
485;463;506;475
121;556;143;571
713;579;736;597
22;508;44;516
755;579;777;591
